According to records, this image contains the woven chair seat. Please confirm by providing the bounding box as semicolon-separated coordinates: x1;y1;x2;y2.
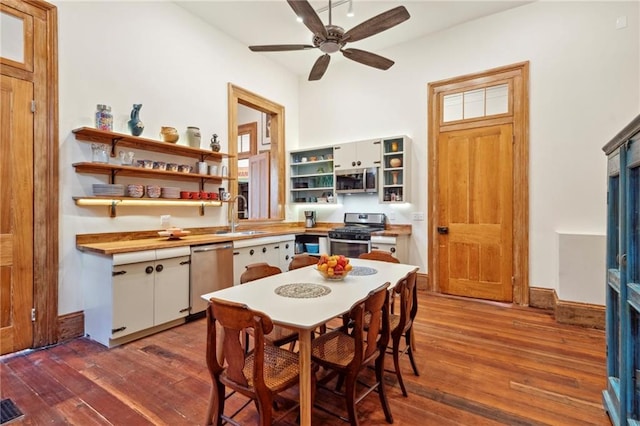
311;330;355;368
389;313;401;331
240;344;300;390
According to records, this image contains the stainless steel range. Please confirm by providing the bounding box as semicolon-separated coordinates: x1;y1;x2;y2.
328;213;386;257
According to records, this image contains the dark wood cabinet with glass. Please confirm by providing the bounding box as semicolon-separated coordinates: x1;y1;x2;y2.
602;114;640;426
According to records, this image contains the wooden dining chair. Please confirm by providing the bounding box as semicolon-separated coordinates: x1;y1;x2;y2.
240;263;299;350
358;252;420;396
388;270;420;396
311;282;393;426
359;250;400;313
288;254;318;271
205;298;303;425
358;250;400;264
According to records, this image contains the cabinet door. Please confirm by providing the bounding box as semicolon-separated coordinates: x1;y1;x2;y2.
356;140;382;169
112;262;155;338
370;243;397;258
154;255;190;325
263;243;281;270
333;143;357;170
280;239;295;271
233;246;264;285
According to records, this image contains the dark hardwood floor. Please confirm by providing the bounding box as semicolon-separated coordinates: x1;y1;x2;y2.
1;292;609;425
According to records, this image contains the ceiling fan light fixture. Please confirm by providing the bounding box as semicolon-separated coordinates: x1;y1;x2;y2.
319;41;341;54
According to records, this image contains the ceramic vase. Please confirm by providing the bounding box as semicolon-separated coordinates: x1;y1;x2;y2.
186;127;201;148
210;134;221;152
160;126;179;143
127;104;144;136
390;157;402;168
391;171;400;185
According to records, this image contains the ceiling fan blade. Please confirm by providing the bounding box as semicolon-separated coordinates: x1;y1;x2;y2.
343;6;410;43
309;54;331;81
287;0;328;40
249;44;315;52
341;48;395;70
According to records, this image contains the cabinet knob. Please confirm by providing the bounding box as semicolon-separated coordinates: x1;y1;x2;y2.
145;266;154;274
250;249;255;256
351;161;356;167
112;270;127;276
390;247;396;253
356;160;361;166
155;264;163;273
262;247;267;253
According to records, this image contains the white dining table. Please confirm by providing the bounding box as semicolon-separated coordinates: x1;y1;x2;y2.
201;258;419;426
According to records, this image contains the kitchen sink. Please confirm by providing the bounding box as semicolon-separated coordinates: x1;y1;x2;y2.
214;230;268;236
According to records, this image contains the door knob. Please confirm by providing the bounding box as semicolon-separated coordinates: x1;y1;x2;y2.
437;226;449;235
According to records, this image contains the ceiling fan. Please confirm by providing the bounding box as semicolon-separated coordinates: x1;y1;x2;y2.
249;0;410;81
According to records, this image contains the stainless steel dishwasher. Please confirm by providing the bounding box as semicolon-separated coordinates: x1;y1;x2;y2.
189;242;234;318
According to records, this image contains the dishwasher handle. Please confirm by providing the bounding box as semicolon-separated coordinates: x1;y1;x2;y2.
192;244;233;253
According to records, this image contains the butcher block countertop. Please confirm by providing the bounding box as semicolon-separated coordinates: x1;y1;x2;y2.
76;222;411;256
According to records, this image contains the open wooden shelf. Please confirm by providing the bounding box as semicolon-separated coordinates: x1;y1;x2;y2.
72;162;234;184
72;127;234;161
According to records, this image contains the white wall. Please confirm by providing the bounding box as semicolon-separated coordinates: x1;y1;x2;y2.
55;1;300;315
296;1;640;304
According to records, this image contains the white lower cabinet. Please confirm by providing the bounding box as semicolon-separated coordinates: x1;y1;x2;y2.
83;246;190;348
232;235;296;285
370;235;408;263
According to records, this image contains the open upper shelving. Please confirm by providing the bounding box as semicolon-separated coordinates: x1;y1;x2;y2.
72;127;233;216
72;127;234;161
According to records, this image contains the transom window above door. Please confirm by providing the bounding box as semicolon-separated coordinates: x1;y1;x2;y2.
442;83;509;123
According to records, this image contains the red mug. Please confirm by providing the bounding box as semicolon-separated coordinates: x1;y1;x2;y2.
180;191;192;199
200;191;209;200
190;191;201;200
209;192;219;200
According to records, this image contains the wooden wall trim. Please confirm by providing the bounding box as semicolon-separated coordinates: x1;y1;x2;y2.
529;287;604;329
57;311;84;342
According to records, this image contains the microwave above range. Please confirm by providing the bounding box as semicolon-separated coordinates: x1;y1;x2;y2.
335;167;378;194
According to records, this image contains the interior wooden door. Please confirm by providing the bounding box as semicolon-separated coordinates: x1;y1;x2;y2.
437;124;514;302
248;152;270;219
0;74;34;354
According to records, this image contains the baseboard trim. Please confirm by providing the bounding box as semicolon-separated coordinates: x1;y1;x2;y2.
529;287;604;329
416;272;428;291
57;311;84;342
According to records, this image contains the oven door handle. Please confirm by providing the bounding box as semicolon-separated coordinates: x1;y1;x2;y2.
329;238;371;245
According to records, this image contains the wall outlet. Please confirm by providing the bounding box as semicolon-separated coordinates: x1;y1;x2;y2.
160;215;171;228
412;212;425;221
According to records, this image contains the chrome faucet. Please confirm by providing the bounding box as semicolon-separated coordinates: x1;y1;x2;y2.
229;194;247;232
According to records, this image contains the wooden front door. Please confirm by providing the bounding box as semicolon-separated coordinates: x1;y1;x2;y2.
0;74;34;354
428;62;529;305
437;124;514;301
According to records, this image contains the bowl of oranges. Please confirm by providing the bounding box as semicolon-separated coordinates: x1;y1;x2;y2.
316;254;353;280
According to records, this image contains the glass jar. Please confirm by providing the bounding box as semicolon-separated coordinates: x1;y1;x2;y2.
95;104;113;131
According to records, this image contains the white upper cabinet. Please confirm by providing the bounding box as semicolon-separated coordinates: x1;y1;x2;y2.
333;139;381;170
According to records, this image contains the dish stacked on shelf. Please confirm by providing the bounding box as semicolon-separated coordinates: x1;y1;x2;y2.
146;185;161;198
92;184;125;197
160;186;180;199
126;184;144;198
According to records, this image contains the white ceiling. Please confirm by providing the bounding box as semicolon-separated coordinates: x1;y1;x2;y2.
176;0;531;78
